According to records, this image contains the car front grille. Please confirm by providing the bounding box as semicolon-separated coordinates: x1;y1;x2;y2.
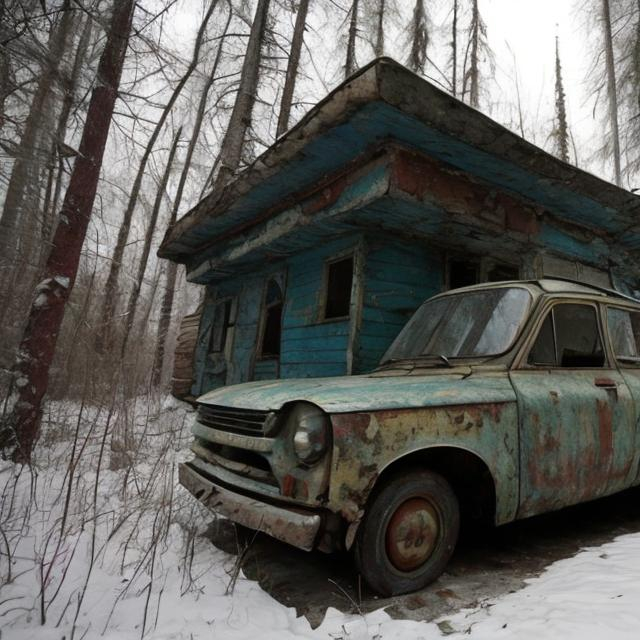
196;404;272;437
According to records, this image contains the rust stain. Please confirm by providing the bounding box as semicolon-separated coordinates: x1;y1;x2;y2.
390;148;540;235
596;399;613;464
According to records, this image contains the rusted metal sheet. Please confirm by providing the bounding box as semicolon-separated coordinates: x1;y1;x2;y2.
178;462;321;551
328;395;519;527
171;307;202;400
511;369;637;518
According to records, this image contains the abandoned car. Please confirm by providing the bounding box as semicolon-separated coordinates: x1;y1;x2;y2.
179;278;640;596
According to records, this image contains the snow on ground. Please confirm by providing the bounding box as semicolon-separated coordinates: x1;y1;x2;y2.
1;395;640;639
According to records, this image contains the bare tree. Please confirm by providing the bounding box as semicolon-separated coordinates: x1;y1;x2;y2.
602;0;623;185
0;0;75;285
451;0;458;96
0;0;136;464
214;0;272;189
553;35;570;162
276;0;310;137
461;0;492;109
344;0;360;78
97;0;219;350
407;0;428;74
121;127;182;356
153;7;234;386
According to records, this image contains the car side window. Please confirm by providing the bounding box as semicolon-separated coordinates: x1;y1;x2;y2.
527;304;605;367
607;307;640;363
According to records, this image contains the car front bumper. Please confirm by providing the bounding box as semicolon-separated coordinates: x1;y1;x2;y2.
178;462;322;551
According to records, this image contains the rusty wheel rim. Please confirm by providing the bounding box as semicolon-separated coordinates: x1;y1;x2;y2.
385;497;440;572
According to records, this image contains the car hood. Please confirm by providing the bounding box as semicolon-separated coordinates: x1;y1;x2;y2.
197;369;516;413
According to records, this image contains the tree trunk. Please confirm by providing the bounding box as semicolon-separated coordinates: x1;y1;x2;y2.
0;0;74;281
152;8;233;385
214;0;271;190
43;12;93;252
97;0;218;350
344;0;359;78
468;0;480;108
451;0;458;96
373;0;385;58
0;0;135;464
602;0;622;186
121;126;182;355
276;0;310;138
408;0;428;74
554;36;570;163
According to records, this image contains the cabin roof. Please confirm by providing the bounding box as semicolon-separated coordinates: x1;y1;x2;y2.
158;57;640;268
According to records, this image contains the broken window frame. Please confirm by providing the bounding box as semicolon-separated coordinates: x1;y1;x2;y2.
320;251;356;322
258;276;285;360
208;296;236;356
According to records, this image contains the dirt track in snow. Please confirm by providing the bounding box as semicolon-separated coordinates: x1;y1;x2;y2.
206;485;640;627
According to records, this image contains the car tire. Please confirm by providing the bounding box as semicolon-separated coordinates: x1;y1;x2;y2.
354;469;460;597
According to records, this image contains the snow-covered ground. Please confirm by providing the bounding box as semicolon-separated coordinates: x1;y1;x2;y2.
2;395;640;640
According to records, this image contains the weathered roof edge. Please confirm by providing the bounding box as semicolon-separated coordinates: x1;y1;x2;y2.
158;57;639;262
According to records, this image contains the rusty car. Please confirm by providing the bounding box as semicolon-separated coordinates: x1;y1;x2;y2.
179;278;640;596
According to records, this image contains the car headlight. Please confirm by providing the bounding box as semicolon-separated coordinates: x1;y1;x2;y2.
290;403;330;465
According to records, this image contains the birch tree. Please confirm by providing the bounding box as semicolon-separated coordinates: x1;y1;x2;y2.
0;0;136;463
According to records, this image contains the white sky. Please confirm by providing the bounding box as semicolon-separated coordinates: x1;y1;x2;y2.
162;0;609;182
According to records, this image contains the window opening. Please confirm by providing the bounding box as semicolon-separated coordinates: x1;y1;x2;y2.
261;279;283;358
527;304;604;367
487;263;519;282
449;259;480;289
324;256;354;319
209;298;234;354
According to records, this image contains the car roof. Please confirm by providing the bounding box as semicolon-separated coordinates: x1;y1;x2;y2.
440;277;640;306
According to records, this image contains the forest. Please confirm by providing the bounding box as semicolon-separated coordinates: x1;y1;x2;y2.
2;1;640;639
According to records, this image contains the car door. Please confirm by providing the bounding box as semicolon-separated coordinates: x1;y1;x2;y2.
605;305;640;486
510;300;635;519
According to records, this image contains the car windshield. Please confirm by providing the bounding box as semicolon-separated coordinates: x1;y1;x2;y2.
381;286;532;364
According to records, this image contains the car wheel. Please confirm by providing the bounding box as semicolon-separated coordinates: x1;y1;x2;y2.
354;469;460;596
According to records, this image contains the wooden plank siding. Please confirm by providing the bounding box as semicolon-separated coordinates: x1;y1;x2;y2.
279;236;358;379
356;239;444;373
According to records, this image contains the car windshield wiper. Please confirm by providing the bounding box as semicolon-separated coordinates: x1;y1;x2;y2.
379;354;452;368
418;353;452;367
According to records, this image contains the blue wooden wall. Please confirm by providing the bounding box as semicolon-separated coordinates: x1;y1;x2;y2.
280;236;358;379
192;233;447;394
356;239;444;372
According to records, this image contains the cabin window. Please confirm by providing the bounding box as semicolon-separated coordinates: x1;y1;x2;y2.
260;279;284;358
487;263;520;282
447;256;520;290
449;259;480;289
323;255;354;320
209;298;235;354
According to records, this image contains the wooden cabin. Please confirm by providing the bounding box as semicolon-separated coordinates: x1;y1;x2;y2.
158;58;640;400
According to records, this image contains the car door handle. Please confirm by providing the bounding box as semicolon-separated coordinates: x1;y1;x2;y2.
594;378;618;389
